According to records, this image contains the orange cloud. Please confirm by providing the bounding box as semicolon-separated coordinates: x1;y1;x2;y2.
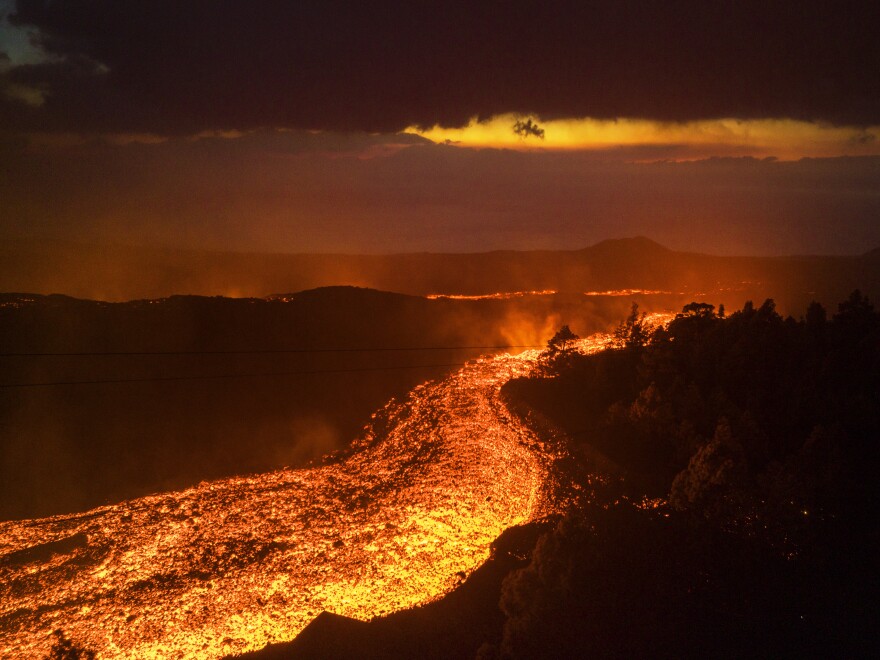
407;115;880;161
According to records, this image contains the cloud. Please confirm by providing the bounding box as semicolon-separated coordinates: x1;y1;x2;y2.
2;126;879;257
2;1;879;135
409;115;880;160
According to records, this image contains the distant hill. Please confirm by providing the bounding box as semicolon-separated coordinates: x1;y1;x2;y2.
3;237;878;313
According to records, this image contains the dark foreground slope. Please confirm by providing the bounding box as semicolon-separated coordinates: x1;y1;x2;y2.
492;294;880;658
4;237;879;314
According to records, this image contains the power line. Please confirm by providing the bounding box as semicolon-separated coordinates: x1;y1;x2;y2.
0;361;474;389
0;345;542;358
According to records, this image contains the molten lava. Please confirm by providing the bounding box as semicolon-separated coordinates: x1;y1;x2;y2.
583;289;672;296
425;290;557;301
0;336;613;658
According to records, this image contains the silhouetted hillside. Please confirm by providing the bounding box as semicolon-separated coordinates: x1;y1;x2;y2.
0;286;644;520
489;294;880;658
3;238;878;314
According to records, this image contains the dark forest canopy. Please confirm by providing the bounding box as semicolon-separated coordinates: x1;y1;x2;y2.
509;292;880;545
491;292;880;658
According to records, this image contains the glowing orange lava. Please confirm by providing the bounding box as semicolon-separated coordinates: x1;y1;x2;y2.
426;290;557;301
583;289;672;296
0;335;616;658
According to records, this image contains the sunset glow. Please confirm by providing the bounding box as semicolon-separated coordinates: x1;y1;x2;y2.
408;115;880;160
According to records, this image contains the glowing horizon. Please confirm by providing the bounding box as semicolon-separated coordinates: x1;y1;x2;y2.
406;115;880;161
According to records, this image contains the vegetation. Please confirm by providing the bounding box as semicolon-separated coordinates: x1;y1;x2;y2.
546;325;579;353
540;325;580;374
611;302;649;349
512;118;545;140
492;293;880;658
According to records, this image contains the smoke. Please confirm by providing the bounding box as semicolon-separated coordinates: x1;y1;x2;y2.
276;416;343;467
0;391;90;520
497;309;564;350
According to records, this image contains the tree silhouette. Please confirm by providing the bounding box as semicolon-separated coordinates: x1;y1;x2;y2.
613;303;649;349
512;118;545;139
679;301;716;318
834;289;874;321
805;301;826;327
547;325;578;353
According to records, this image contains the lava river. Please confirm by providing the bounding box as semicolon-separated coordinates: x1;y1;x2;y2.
0;336;611;658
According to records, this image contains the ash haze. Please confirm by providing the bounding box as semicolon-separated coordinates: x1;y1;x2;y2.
1;1;879;260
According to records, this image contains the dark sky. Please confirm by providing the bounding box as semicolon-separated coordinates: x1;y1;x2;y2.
1;1;879;257
3;1;880;132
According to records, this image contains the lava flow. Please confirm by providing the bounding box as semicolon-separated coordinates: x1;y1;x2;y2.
425;290;557;300
0;335;612;659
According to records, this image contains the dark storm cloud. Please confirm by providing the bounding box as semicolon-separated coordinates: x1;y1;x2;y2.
3;1;879;134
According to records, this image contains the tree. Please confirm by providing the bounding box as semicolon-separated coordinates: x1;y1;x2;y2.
547;325;579;353
541;325;580;374
670;418;747;518
613;303;649;349
679;302;716;318
805;301;826;327
832;290;878;338
512;118;545;139
834;289;874;321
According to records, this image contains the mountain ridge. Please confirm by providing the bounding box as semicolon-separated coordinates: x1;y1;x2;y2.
2;236;878;307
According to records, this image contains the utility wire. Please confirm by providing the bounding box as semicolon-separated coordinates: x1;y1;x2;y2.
0;361;481;389
0;345;542;358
